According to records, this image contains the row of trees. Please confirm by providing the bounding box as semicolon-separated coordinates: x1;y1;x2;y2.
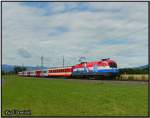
119;68;148;74
2;66;27;75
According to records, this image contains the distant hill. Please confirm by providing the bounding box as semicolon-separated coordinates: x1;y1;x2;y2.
2;64;14;72
119;64;148;74
120;65;148;70
2;64;48;72
137;65;149;70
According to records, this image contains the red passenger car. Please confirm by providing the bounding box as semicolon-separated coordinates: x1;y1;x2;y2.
48;66;72;77
35;70;42;77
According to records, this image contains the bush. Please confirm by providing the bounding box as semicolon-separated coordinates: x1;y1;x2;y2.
141;75;146;81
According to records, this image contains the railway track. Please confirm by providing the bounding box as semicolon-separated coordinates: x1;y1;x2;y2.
41;77;148;85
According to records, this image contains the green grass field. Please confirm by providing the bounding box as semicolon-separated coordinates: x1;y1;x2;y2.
2;75;148;116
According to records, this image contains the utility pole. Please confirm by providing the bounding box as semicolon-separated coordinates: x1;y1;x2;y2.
22;63;24;71
41;56;44;70
63;56;64;67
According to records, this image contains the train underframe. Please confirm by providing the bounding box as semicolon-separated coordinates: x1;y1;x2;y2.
71;72;119;80
21;72;119;80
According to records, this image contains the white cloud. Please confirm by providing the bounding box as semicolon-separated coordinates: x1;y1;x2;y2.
2;2;148;68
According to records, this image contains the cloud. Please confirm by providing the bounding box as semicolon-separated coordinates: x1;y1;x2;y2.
48;26;69;36
17;48;31;58
2;2;148;68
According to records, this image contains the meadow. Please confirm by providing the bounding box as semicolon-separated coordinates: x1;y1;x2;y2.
2;75;148;116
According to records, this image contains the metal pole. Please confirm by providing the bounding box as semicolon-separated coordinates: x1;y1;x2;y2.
63;56;64;67
41;56;44;70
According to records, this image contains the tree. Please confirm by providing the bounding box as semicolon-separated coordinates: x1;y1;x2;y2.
14;66;27;74
119;68;148;74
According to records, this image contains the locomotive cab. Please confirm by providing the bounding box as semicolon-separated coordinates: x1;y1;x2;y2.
108;61;117;68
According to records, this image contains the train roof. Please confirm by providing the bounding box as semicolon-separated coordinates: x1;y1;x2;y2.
78;58;115;63
74;58;116;67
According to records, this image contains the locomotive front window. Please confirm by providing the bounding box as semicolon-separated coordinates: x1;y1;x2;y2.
109;62;117;68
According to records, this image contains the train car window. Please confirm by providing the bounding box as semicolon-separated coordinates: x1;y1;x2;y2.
43;71;47;73
109;62;117;68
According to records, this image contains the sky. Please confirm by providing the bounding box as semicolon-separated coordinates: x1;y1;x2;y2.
2;2;148;68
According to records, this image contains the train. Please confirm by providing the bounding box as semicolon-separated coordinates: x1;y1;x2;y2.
18;58;119;80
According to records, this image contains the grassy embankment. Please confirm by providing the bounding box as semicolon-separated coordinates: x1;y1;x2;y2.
2;75;148;116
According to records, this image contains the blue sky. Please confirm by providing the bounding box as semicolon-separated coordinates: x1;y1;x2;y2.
2;2;148;68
